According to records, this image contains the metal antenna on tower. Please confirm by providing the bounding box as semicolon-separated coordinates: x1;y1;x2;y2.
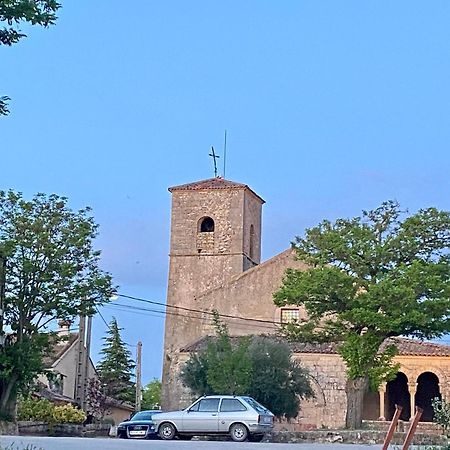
209;146;220;178
223;130;227;179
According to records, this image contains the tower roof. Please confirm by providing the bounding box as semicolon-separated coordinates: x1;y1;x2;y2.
168;177;265;203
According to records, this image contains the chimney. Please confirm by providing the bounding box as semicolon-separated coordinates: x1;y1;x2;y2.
57;319;71;339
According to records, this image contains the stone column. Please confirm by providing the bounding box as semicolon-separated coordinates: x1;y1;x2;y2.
378;383;387;420
408;381;417;421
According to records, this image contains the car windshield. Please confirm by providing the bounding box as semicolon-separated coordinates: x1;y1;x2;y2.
131;411;159;421
243;397;269;414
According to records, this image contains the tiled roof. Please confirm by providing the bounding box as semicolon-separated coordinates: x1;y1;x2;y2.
43;333;79;367
383;337;450;357
181;335;450;357
168;177;265;203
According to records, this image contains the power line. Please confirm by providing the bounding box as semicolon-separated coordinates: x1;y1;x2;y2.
95;305;136;348
105;302;278;332
117;293;282;327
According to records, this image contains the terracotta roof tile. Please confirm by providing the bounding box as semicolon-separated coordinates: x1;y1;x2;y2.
168;177;265;203
383;337;450;357
181;335;450;357
43;333;79;367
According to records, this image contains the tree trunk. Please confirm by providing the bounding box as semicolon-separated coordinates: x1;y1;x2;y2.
345;376;369;429
0;375;18;418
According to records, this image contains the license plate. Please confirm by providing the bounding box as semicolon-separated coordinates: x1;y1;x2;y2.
129;430;146;436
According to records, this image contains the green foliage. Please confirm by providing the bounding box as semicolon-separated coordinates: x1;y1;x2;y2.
181;316;313;419
182;315;252;396
274;201;450;426
0;96;9;115
141;378;161;410
432;397;450;435
0;0;61;46
0;190;114;413
246;336;313;419
97;318;135;404
1;1;61;116
18;396;85;424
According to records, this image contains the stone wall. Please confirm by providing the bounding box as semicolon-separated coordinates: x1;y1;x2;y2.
290;353;348;429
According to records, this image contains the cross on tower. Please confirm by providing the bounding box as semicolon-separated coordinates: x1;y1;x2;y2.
209;146;220;178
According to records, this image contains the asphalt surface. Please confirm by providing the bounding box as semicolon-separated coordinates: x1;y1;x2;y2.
0;436;387;450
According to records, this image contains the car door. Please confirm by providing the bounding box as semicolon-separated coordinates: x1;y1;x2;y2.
182;398;220;432
218;398;249;432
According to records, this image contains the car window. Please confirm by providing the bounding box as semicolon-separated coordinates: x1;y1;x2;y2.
131;412;153;421
189;401;200;412
220;399;247;412
243;397;268;413
197;398;220;412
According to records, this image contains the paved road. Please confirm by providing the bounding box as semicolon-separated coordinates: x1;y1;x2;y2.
0;436;387;450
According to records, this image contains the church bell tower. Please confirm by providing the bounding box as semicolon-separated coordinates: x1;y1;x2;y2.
161;177;264;409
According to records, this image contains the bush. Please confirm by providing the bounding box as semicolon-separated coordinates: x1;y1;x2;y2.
18;397;86;424
432;397;450;435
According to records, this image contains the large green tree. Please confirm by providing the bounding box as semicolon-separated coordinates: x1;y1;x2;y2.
141;378;162;410
97;317;135;405
181;317;313;419
1;0;61;115
0;190;113;416
274;201;450;429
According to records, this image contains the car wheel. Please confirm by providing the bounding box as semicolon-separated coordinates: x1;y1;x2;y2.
229;423;248;442
159;422;177;440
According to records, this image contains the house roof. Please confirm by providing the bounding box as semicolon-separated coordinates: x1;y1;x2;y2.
181;335;450;357
43;333;79;367
34;382;77;405
383;337;450;357
168;177;265;203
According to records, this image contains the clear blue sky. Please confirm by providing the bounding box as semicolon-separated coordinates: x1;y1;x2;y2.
2;1;450;384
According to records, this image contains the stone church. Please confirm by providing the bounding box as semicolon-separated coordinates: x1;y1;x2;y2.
161;177;450;429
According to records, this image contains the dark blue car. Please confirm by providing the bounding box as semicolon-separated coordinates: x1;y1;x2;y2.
117;410;162;439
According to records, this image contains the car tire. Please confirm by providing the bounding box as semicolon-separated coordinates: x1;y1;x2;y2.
159;422;177;440
229;423;248;442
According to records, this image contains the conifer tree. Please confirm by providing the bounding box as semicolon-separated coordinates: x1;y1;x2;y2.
97;317;135;404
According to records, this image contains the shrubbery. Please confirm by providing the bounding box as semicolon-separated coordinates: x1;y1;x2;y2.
18;397;86;424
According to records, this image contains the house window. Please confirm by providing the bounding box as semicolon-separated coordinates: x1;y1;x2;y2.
49;373;64;395
199;217;215;233
281;308;300;324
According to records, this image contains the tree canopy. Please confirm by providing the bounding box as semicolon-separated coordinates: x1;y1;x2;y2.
97;317;135;405
141;378;162;410
1;0;61;115
0;190;113;415
181;316;313;419
274;201;450;428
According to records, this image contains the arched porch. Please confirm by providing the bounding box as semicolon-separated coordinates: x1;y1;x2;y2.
375;370;441;422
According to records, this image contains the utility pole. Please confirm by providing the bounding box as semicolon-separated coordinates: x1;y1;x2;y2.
83;315;92;410
74;315;86;408
0;254;5;346
135;341;142;412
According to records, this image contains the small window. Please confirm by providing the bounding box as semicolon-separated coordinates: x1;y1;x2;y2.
220;399;247;412
199;217;215;233
249;224;255;259
197;398;220;412
188;401;200;412
281;308;300;324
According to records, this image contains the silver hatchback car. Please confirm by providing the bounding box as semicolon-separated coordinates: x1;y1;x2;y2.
153;395;274;442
